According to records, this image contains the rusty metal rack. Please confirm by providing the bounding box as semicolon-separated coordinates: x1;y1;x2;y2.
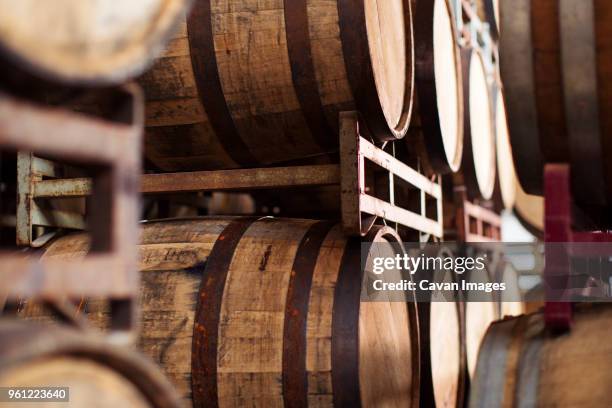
458;199;501;243
0;86;142;343
448;186;502;243
18;111;443;240
339;112;443;238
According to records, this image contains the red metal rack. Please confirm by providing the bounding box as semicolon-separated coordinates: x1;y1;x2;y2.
544;164;612;330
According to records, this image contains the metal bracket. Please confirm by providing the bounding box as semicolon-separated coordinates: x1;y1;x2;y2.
0;85;143;344
339;112;443;237
461;201;501;243
461;0;495;77
543;164;612;330
17;153;86;246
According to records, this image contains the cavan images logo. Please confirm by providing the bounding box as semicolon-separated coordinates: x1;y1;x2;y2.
367;252;507;298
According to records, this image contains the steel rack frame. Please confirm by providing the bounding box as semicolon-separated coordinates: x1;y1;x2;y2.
0;85;142;343
16;111;443;240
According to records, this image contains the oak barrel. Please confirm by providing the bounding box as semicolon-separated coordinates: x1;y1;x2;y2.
494;88;517;210
464;267;500;380
495;262;524;319
0;320;181;407
417;248;466;408
143;0;415;171
460;47;496;200
37;217;420;407
0;0;191;90
410;0;464;174
500;0;612;206
513;182;544;238
470;304;612;408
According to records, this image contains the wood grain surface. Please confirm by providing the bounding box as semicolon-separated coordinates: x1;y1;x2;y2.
411;0;464;174
143;0;414;171
460;47;496;201
494;88;517;210
27;217;420;407
500;0;612;208
470;304;612;408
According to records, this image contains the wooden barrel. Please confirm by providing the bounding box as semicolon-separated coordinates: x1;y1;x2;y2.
0;320;181;407
495;262;524;318
0;0;190;91
500;0;612;206
417;248;466;408
523;285;545;315
143;0;415;171
463;266;500;380
36;218;420;407
494;88;517;210
514;181;544;238
411;0;464;174
460;47;496;200
470;304;612;408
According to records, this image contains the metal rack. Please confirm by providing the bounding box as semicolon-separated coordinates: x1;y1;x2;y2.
457;0;497;88
458;199;501;243
0;86;142;343
543;164;612;330
16;111;443;240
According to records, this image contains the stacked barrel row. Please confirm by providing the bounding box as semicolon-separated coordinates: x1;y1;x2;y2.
128;3;517;406
0;1;515;206
139;0;504;205
0;0;512;213
500;0;612;227
17;218;527;408
471;1;612;408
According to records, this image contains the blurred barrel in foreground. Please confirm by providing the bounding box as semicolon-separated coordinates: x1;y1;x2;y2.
0;320;181;407
411;0;464;174
39;218;420;407
143;0;415;171
470;304;612;408
460;47;496;200
0;0;191;92
500;0;612;208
